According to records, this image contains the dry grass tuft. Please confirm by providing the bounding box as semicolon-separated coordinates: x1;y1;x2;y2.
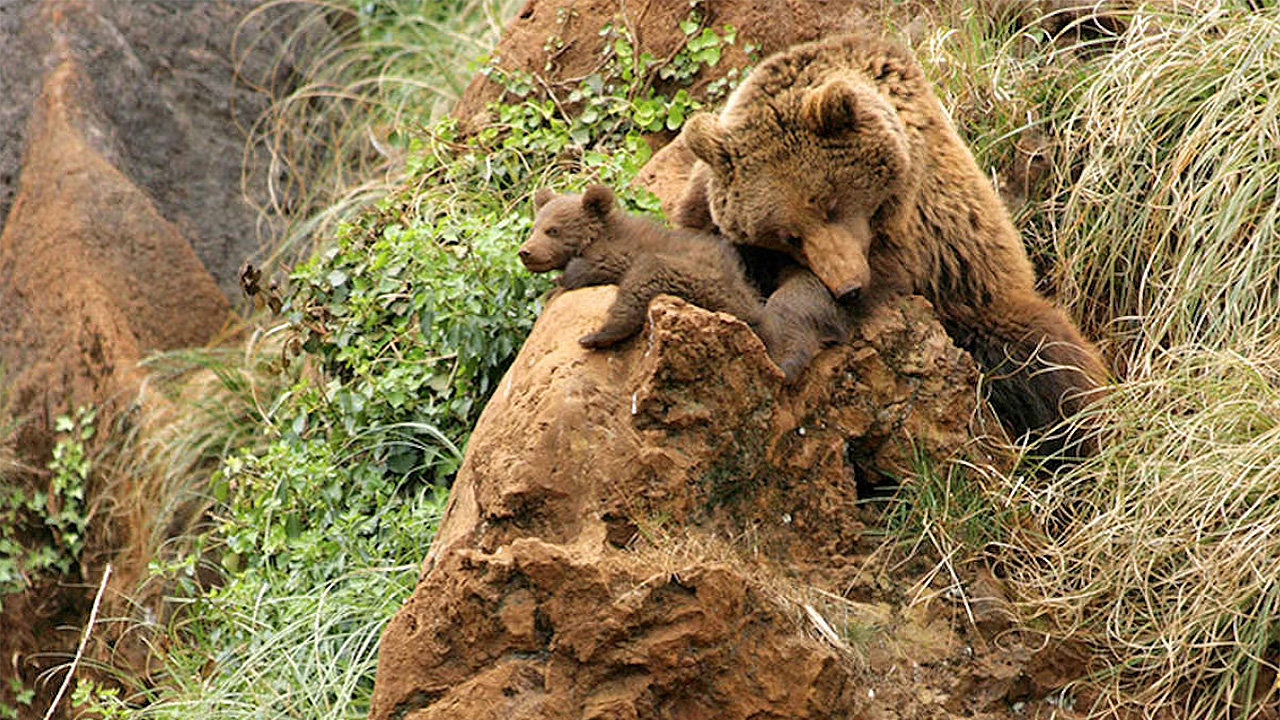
1046;5;1280;366
232;0;521;265
92;335;292;595
997;342;1280;717
903;4;1280;716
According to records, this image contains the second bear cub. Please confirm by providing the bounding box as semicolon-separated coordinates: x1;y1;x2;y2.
520;184;768;350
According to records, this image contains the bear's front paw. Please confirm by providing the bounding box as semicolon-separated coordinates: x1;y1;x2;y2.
768;346;817;385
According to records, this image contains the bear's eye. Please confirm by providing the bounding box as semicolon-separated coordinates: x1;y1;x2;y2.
545;227;559;237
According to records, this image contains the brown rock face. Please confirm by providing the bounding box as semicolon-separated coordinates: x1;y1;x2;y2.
0;0;312;450
0;57;231;432
370;287;993;720
0;0;293;301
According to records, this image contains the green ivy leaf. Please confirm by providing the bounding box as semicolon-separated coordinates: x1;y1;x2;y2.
666;103;685;130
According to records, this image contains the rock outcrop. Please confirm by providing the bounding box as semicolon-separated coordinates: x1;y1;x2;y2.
0;56;232;447
369;285;1033;720
0;0;289;302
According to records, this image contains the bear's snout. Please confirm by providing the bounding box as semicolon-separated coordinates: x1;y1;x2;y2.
518;240;563;273
799;218;873;305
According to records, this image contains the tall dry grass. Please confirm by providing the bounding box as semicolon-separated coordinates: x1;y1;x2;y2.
233;0;522;265
997;342;1280;716
908;4;1280;717
1045;6;1280;367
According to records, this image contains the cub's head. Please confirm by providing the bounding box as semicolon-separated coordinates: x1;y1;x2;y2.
519;184;617;272
681;76;915;303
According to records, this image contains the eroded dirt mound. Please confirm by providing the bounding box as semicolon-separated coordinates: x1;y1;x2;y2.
0;0;305;714
369;286;1070;720
0;56;231;439
0;0;291;301
452;0;880;131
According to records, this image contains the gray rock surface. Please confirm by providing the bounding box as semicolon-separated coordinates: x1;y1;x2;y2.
0;0;298;300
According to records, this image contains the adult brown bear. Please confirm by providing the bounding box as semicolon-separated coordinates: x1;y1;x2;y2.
676;31;1108;457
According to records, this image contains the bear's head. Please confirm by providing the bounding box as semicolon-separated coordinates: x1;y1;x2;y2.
682;76;914;303
519;184;617;272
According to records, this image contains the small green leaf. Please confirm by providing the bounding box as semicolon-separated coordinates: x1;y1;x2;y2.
666;104;685;130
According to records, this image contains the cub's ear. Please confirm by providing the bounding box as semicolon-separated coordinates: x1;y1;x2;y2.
582;184;615;217
681;113;731;177
533;187;556;210
800;78;869;138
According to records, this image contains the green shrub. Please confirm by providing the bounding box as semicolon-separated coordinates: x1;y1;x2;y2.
99;5;746;718
0;405;95;600
215;7;743;582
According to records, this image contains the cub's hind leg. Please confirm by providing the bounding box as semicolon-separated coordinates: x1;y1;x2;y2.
757;267;855;383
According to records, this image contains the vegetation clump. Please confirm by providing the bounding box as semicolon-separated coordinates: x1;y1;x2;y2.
902;4;1280;717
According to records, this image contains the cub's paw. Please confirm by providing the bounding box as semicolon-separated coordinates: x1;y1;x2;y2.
776;355;809;386
765;343;819;386
578;328;633;348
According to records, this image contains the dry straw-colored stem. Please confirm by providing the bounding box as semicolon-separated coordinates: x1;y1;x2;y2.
42;564;112;720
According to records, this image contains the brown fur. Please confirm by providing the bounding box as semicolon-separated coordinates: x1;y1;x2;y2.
520;184;769;350
677;32;1109;458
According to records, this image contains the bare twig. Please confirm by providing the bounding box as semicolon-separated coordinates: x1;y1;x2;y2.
42;564;112;720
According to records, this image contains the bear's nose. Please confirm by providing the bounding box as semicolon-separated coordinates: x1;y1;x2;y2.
834;283;861;305
518;248;531;261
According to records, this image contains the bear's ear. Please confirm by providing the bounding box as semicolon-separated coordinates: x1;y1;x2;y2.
533;187;556;210
682;113;731;176
582;184;615;217
800;78;867;138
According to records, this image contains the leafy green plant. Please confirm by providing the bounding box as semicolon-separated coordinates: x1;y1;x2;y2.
0;404;96;601
72;680;127;720
0;677;35;720
89;4;750;719
45;404;95;561
249;4;748;531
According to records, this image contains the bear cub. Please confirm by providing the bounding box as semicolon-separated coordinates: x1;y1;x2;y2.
521;184;782;353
